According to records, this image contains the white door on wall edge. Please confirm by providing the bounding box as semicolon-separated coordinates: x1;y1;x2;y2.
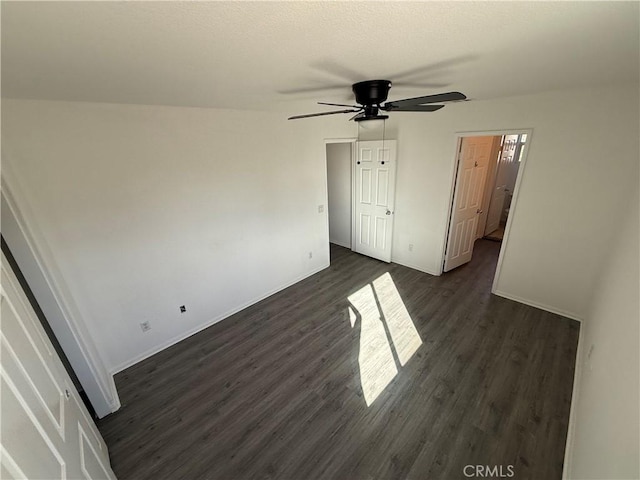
0;252;116;480
444;136;494;272
354;140;397;263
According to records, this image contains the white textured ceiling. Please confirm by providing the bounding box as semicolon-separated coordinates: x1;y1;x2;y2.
2;1;639;111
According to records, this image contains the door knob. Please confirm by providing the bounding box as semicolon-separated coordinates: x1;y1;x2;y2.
477;209;483;214
386;209;392;215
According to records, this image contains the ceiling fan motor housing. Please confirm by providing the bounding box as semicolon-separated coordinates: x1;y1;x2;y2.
352;80;392;106
287;79;464;121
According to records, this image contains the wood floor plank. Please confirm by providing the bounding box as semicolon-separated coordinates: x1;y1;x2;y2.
98;240;579;480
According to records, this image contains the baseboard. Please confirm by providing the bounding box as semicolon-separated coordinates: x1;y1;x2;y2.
329;240;351;249
102;374;121;415
492;289;583;322
391;258;441;277
106;375;121;414
562;320;584;479
110;262;331;375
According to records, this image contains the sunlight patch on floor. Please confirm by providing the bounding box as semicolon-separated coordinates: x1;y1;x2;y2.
372;273;422;366
348;283;398;406
348;272;423;406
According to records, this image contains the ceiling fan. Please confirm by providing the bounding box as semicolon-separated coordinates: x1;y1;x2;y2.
288;80;467;122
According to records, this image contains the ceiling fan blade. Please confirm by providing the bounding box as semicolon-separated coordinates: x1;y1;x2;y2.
349;112;365;121
310;60;365;83
392;81;450;89
278;84;346;95
386;55;477;81
382;104;445;112
385;92;467;108
318;102;360;108
288;109;361;120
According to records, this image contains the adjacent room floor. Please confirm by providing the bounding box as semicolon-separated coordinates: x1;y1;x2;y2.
98;240;579;480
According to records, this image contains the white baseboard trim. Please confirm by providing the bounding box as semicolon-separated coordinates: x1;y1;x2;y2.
562;321;585;479
492;289;584;322
391;258;440;277
110;262;331;375
329;240;351;249
106;375;121;414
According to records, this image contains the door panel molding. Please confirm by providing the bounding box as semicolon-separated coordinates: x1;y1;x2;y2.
1;335;66;438
0;371;67;479
1;252;116;479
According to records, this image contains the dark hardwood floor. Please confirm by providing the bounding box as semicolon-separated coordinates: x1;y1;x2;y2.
98;240;579;480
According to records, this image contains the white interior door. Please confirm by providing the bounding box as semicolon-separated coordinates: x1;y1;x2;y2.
444;136;494;272
354;140;397;263
1;252;116;480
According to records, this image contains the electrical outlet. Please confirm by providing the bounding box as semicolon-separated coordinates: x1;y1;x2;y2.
409;244;414;252
140;321;151;332
318;205;324;213
308;251;313;259
180;305;186;313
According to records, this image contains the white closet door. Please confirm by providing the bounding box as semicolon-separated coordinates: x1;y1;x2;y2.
1;252;116;480
354;140;397;263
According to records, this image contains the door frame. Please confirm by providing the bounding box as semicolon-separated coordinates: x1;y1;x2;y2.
1;174;120;418
324;138;357;254
440;128;533;293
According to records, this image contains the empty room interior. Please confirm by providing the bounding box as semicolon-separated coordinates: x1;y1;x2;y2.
1;2;639;480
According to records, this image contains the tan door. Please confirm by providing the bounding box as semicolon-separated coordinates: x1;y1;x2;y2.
444;136;495;272
476;137;502;239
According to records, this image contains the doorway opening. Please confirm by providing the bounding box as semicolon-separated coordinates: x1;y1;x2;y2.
442;130;531;286
326;141;353;257
483;134;527;242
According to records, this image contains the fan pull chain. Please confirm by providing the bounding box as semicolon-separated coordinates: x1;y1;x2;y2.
356;121;361;164
381;119;386;165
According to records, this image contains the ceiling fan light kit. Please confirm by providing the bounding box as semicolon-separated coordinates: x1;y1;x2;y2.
288;79;467;122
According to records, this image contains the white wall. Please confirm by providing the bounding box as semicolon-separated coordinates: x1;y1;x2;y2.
1;99;335;373
565;185;639;479
372;83;638;320
2;82;638;382
326;143;351;248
